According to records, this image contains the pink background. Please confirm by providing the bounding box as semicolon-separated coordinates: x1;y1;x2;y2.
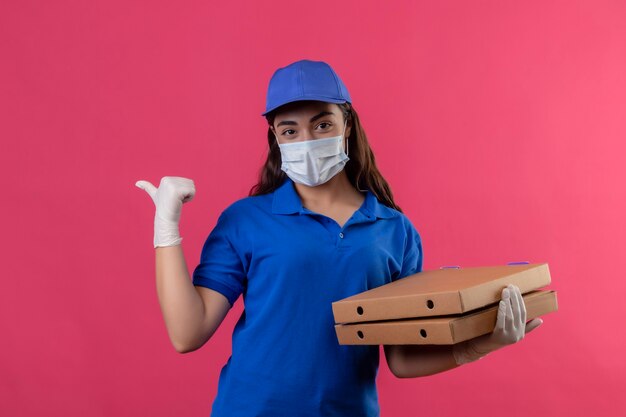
2;0;625;416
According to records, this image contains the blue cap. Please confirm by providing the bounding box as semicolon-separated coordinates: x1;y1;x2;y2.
262;59;352;117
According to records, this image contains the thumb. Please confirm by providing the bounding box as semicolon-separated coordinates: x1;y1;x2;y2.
524;318;543;335
135;180;158;202
494;300;507;333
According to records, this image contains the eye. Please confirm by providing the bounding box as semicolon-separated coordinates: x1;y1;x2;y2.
281;129;295;136
317;122;332;130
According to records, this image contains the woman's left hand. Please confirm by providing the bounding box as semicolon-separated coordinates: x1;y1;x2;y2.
472;284;543;354
452;284;543;364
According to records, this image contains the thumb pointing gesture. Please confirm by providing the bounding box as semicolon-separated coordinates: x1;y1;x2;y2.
135;176;196;248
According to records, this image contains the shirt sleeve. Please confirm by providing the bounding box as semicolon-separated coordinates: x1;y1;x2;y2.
396;218;424;280
192;209;247;306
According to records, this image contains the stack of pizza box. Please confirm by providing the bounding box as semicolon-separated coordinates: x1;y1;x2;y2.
332;262;558;345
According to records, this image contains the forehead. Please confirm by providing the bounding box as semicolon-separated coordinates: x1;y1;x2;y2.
273;101;339;122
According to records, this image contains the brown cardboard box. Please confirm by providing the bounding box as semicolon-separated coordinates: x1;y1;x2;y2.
334;289;558;345
332;263;551;324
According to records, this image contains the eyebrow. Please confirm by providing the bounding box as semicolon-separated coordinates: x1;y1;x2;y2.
276;111;335;127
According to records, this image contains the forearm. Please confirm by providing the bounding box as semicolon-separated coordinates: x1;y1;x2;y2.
155;244;205;352
391;344;461;378
390;285;540;378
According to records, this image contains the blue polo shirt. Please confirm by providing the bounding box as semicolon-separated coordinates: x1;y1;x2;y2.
192;177;423;417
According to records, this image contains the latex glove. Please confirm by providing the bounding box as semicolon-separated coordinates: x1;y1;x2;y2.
452;284;543;365
135;176;196;248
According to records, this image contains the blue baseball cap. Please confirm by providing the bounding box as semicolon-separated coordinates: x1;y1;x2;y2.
262;59;352;117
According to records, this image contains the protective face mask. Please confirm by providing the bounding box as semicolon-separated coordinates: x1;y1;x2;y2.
276;119;349;187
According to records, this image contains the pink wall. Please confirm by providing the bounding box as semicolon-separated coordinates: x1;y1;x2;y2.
2;0;624;415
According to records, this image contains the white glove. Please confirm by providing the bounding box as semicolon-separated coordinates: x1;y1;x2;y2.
452;284;543;365
135;176;196;248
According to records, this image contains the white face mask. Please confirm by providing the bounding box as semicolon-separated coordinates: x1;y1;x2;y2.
276;119;349;187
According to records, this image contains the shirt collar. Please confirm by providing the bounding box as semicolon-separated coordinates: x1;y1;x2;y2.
271;177;302;215
272;177;397;219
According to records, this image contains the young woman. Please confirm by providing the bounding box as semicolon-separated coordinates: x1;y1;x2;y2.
136;59;542;417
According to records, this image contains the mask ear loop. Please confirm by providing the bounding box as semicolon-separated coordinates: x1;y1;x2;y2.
342;119;349;157
343;118;367;193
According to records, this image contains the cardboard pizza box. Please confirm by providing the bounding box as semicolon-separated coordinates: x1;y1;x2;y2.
332;263;551;324
334;289;557;345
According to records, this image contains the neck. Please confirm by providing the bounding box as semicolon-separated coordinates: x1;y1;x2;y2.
293;171;362;208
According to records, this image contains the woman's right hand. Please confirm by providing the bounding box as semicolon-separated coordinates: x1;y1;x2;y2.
135;176;196;248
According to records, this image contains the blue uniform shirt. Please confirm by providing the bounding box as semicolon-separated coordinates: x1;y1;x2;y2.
192;177;423;417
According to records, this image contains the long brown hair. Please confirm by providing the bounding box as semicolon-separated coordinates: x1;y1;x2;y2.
248;102;402;212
